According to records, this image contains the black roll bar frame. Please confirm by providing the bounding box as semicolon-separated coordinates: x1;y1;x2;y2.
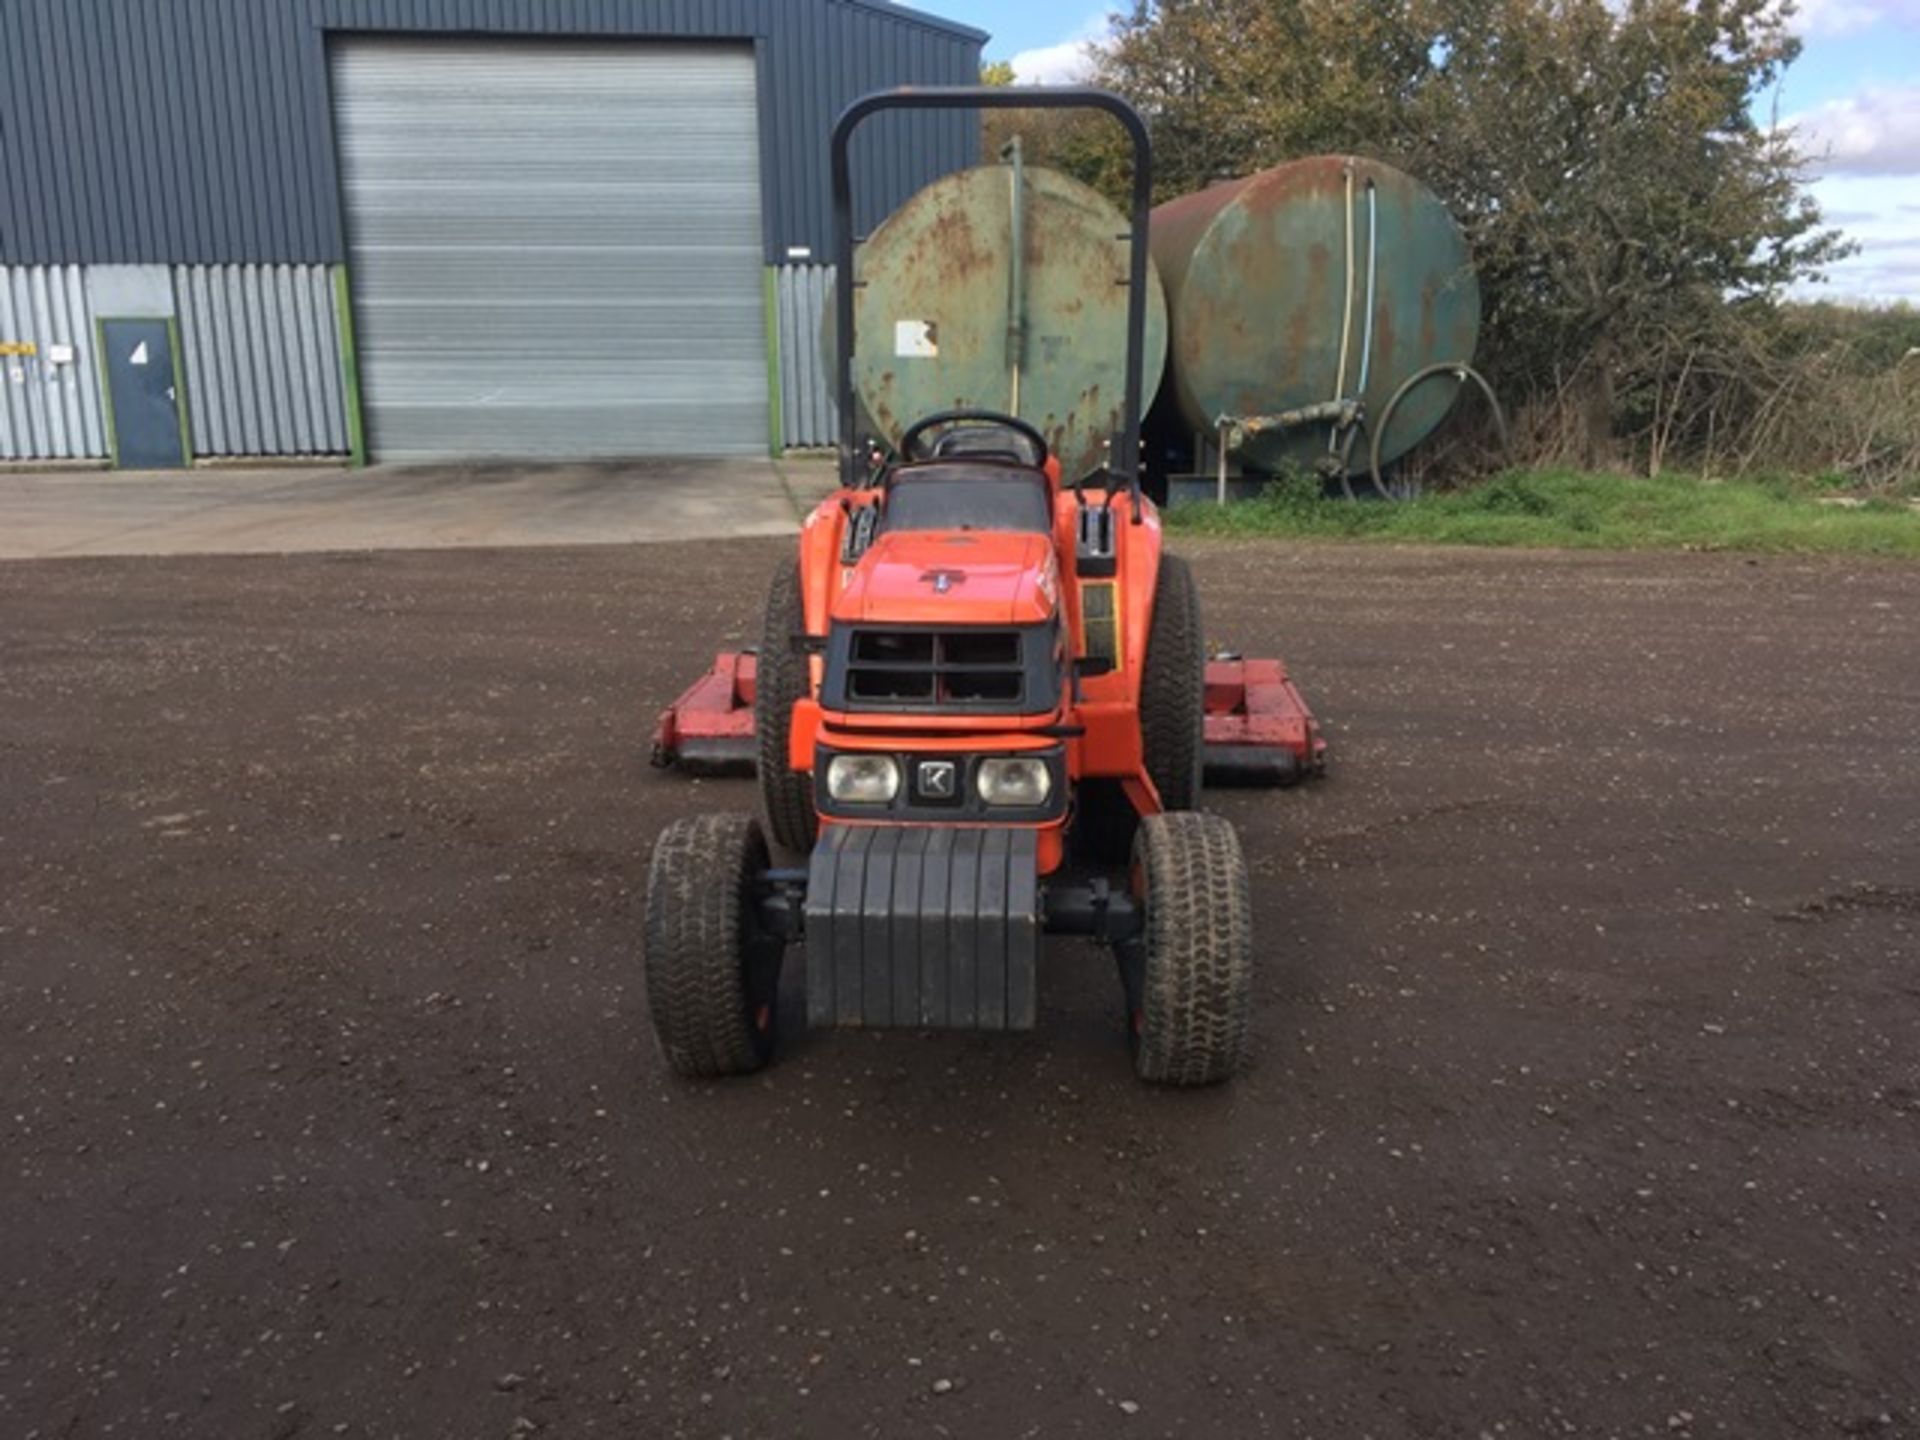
829;86;1153;515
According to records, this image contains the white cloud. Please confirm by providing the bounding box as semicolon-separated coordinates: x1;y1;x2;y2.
1784;0;1889;35
1786;85;1920;176
1007;13;1106;84
1797;173;1920;301
1007;37;1096;82
1773;0;1920;35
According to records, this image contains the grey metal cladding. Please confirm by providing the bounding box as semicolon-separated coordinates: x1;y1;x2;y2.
803;826;1040;1031
0;0;982;268
174;264;349;456
0;265;107;460
776;263;835;447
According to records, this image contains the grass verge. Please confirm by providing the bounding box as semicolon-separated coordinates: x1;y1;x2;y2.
1166;469;1920;557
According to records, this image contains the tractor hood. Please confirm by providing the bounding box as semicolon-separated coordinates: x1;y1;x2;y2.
833;530;1060;627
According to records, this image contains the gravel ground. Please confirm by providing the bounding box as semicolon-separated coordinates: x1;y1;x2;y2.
2;538;1916;1439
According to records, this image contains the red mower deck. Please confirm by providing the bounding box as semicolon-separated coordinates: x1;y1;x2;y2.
652;650;1327;786
1202;656;1327;786
649;651;758;773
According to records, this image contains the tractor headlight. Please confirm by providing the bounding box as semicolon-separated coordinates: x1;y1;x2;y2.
825;753;901;804
976;757;1052;807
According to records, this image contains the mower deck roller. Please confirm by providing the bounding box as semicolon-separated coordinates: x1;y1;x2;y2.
642;85;1315;1087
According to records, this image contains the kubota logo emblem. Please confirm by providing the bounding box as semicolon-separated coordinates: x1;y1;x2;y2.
919;569;967;594
916;760;958;799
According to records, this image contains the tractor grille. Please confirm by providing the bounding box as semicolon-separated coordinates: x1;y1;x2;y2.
848;629;1022;704
823;623;1059;715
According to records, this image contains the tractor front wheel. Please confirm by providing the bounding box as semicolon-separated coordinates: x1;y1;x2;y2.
1075;553;1206;868
1129;811;1253;1085
754;561;817;854
643;813;784;1078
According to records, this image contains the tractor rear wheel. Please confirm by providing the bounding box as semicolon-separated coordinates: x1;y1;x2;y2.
754;561;817;854
1129;811;1253;1085
643;813;784;1078
1140;553;1205;811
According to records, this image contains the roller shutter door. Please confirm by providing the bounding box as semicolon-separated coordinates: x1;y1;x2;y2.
331;39;767;463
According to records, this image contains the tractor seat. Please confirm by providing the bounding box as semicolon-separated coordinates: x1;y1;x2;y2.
929;423;1047;468
882;461;1053;535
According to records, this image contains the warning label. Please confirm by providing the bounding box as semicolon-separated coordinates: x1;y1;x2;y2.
894;320;938;359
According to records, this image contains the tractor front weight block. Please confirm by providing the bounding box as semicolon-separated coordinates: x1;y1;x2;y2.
743;835;1153;1035
804;826;1042;1031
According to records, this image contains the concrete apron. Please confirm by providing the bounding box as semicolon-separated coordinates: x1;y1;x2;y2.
0;455;840;560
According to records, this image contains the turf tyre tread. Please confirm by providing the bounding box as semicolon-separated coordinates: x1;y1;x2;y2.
1133;811;1253;1085
1140;553;1205;811
754;561;817;853
644;813;778;1078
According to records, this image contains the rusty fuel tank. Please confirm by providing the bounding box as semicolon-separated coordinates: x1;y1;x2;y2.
1150;156;1479;475
837;152;1167;481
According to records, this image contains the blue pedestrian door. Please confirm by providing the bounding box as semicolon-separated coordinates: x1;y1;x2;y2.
102;319;186;469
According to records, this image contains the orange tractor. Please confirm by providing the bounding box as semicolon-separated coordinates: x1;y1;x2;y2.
645;88;1323;1085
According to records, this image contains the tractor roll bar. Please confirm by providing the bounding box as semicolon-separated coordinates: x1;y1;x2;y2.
829;86;1154;514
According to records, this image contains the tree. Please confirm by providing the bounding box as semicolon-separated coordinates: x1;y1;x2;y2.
977;59;1122;178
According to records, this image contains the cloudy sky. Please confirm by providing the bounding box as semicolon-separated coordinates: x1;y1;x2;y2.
939;0;1920;303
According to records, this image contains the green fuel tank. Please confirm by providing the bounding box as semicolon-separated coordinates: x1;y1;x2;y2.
837;155;1167;481
1150;156;1480;475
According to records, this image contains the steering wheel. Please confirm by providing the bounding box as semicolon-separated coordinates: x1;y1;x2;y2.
898;408;1051;467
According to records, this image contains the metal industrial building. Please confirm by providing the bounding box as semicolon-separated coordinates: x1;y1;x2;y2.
0;0;983;467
